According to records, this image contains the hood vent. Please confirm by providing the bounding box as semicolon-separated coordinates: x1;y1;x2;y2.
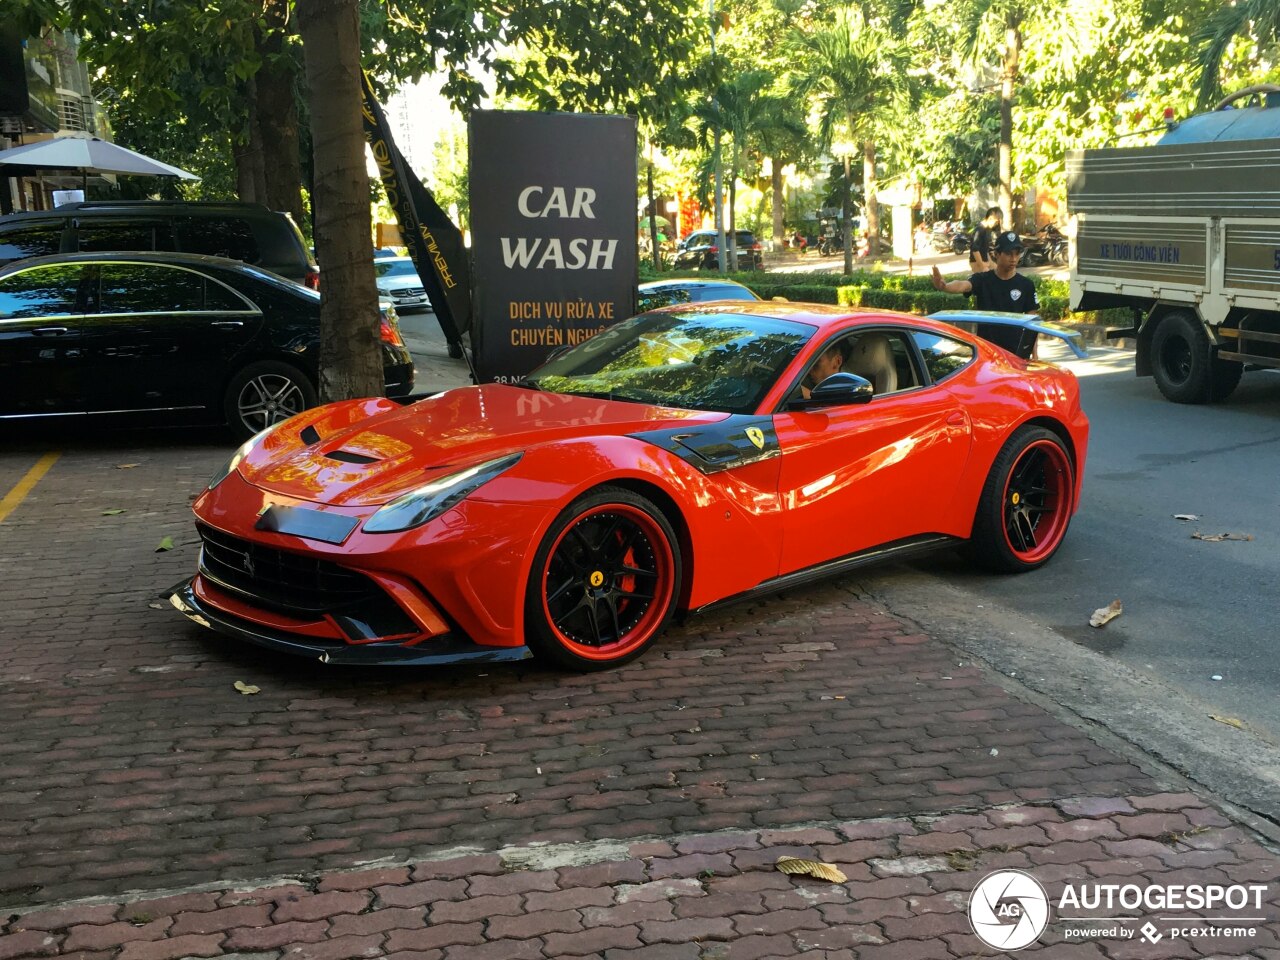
300;425;321;445
325;450;380;465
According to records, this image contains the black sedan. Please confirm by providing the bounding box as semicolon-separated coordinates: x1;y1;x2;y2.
0;252;414;437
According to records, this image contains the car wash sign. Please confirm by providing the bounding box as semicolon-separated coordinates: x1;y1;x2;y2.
469;110;637;382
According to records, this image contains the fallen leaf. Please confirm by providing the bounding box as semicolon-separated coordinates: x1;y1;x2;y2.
233;680;261;695
102;508;126;516
1173;514;1200;521
155;536;175;552
775;856;847;884
1209;715;1243;729
1192;532;1254;542
116;463;140;469
1089;599;1123;628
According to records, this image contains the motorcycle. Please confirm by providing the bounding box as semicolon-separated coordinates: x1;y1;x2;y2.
930;220;971;254
818;234;844;256
1018;224;1068;268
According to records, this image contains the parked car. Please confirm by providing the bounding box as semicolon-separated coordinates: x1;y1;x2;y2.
637;278;760;312
374;256;431;313
169;303;1087;671
672;230;763;271
0;201;320;289
0;252;413;438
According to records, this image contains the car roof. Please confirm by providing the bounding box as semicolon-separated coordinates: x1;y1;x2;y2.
0;201;279;222
0;249;280;277
639;279;753;292
660;299;966;334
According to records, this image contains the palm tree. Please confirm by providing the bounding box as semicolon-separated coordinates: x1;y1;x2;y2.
951;0;1083;229
689;70;801;267
789;8;908;274
1193;0;1280;107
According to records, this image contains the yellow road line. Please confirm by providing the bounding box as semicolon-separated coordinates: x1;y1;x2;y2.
0;452;61;524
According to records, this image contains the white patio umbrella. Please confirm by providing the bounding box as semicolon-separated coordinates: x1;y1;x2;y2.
0;136;198;181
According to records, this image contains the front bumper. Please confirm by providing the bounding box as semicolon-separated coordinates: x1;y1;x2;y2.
167;578;533;666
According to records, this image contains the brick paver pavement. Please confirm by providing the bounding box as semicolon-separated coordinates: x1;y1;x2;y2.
2;436;1278;958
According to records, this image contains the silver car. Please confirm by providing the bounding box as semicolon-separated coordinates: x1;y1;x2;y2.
374;256;431;312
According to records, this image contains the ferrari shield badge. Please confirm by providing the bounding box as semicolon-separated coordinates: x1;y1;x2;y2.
745;427;765;450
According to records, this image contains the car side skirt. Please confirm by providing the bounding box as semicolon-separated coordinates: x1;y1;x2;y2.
166;579;534;666
690;534;961;616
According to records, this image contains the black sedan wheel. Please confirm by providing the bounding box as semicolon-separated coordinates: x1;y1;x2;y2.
526;486;681;671
224;361;317;439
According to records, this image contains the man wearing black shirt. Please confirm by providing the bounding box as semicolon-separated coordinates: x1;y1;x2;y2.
932;231;1040;355
969;207;1002;271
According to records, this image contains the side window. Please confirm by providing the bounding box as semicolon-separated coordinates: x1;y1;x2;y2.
98;264;206;314
0;221;66;261
174;218;260;263
0;264;85;319
912;331;976;383
76;219;175;253
842;330;920;396
204;279;252;312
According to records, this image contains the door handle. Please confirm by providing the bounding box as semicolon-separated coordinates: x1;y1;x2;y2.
33;326;69;337
211;321;245;329
946;411;967;426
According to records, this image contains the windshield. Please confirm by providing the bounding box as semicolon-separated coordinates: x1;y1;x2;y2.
528;310;813;414
374;260;418;278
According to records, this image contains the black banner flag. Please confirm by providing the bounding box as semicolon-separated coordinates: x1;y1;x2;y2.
359;71;473;370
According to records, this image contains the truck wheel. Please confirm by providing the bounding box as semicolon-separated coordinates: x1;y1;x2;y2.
1151;312;1213;404
1210;358;1244;402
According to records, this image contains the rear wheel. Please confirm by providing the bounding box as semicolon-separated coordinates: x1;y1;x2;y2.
1151;311;1225;404
970;426;1075;573
525;487;681;670
223;360;316;439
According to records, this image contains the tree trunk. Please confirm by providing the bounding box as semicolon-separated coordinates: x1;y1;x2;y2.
234;78;267;204
842;152;853;276
646;157;660;271
728;144;738;269
863;140;878;259
770;157;785;248
297;0;381;402
255;0;305;226
999;12;1020;229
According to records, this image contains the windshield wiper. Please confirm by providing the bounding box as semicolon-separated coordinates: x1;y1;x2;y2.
513;377;544;391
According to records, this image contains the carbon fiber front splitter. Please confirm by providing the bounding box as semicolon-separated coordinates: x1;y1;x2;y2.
164;579;534;667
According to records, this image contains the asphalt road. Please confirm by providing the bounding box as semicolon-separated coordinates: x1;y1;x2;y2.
921;341;1280;744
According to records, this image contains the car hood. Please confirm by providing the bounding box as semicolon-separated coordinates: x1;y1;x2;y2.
237;385;720;507
376;275;424;292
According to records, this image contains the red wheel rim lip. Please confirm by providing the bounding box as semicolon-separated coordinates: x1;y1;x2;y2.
540;503;675;662
1001;439;1073;563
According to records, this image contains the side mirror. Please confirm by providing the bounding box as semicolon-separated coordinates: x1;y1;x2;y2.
789;372;874;410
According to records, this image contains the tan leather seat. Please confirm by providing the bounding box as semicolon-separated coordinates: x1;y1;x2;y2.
846;333;898;395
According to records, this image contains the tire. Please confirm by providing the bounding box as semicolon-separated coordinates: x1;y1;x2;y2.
1210;354;1244;402
1150;311;1214;404
223;360;317;440
970;426;1075;573
525;486;681;670
951;236;969;254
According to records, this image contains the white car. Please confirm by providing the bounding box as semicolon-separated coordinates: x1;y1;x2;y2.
374;256;431;312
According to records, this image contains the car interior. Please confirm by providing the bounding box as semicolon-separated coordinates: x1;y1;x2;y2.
791;329;922;403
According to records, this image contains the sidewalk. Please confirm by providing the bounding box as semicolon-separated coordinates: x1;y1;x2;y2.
1;429;1278;960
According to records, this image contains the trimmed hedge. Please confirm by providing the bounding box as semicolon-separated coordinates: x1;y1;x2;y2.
641;268;1126;326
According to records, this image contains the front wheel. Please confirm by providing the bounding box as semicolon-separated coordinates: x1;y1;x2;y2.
525;487;681;670
970;426;1075;573
223;360;317;439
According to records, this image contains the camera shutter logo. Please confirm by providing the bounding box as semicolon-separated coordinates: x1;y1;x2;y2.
969;869;1050;950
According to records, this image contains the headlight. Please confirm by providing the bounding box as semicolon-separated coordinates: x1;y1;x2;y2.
207;425;282;491
363;453;523;534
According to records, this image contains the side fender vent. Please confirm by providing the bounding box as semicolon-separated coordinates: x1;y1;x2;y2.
300;425;321;445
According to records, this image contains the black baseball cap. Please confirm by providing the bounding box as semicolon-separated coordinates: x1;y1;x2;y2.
994;231;1023;252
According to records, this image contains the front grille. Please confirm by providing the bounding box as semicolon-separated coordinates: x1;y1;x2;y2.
392;287;425;299
196;524;416;640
